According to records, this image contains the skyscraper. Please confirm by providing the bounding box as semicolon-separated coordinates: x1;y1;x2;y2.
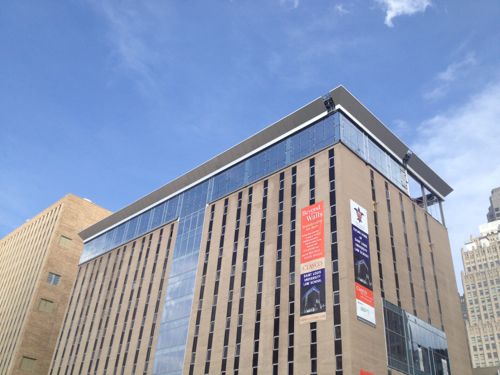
487;188;500;223
462;219;500;370
0;194;110;375
49;86;471;375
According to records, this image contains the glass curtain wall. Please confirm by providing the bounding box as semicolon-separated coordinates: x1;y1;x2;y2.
81;111;416;265
384;300;450;375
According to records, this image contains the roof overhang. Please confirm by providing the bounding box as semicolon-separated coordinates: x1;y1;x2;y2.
80;85;452;241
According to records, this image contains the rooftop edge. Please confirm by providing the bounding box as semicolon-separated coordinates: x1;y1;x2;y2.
80;85;452;241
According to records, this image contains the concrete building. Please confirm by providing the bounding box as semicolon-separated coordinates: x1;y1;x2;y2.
49;86;471;375
0;194;110;375
462;219;500;370
487;188;500;223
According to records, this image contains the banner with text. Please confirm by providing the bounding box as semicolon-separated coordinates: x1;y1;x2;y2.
300;201;326;324
350;200;376;325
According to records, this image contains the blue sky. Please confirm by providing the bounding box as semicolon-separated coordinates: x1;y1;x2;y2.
1;0;499;290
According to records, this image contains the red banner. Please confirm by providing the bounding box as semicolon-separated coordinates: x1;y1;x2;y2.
355;283;374;307
360;370;374;375
300;201;324;264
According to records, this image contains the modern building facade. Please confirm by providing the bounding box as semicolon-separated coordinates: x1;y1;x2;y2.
49;86;471;375
487;188;500;223
0;194;110;375
462;219;500;370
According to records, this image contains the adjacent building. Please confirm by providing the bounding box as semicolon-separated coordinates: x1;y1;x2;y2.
462;219;500;370
0;194;110;375
49;86;471;375
461;294;469;321
487;188;500;223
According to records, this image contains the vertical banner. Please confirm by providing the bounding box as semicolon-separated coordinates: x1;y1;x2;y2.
300;201;326;324
350;200;376;325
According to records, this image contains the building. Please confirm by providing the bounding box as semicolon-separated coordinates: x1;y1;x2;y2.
471;366;500;375
487;188;500;223
461;294;469;321
462;219;500;370
49;86;471;375
0;194;110;375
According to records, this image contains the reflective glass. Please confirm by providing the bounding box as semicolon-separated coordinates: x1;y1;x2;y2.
384;300;450;375
82;111;414;263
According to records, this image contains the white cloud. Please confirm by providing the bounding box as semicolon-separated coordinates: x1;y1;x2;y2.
412;80;500;291
376;0;432;27
280;0;300;9
334;4;349;15
423;52;477;100
87;0;172;97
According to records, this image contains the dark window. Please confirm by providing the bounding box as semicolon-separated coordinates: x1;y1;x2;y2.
47;272;61;285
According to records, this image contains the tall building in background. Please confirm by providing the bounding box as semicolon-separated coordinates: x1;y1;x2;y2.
487;188;500;223
462;219;500;371
49;86;471;375
0;194;110;375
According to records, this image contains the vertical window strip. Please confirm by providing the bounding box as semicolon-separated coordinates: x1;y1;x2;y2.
88;249;122;371
412;204;431;324
132;229;164;373
122;233;154;374
288;166;297;375
65;257;103;375
233;187;253;374
370;170;385;299
91;247;125;374
308;158;318;375
328;149;342;375
425;213;444;329
399;193;417;316
384;182;402;307
114;237;147;373
143;224;175;374
189;205;216;375
53;261;92;375
221;192;243;375
78;252;112;374
103;241;137;373
272;172;285;375
204;198;229;374
251;180;268;375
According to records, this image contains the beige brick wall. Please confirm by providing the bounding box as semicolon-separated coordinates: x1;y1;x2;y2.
0;194;110;375
49;221;177;375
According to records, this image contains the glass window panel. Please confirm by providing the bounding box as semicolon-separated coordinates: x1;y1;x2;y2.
138;209;152;235
114;223;126;246
151;202;166;229
125;216;139;241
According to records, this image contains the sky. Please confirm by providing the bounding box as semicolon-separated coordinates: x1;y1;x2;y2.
1;0;499;291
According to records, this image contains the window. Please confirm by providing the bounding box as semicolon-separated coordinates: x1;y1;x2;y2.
38;299;55;313
20;357;36;371
47;272;61;285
